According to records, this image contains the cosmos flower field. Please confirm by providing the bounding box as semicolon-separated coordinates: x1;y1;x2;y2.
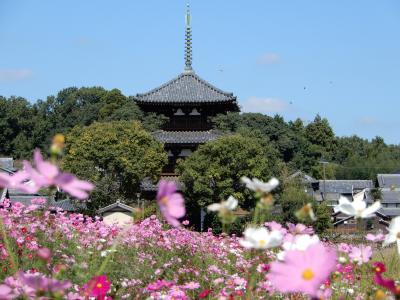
0;148;400;299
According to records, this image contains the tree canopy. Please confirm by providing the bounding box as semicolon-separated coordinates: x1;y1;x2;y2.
0;87;166;158
62;121;167;211
177;134;283;211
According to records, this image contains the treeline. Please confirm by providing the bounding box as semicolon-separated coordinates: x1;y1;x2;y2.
1;87;400;181
212;113;400;180
0;87;165;158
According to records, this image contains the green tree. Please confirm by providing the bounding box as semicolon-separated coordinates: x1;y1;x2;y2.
0;96;36;157
304;114;336;153
177;134;282;226
278;179;332;233
62;121;167;212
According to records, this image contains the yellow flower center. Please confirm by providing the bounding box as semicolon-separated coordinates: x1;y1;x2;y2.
375;267;381;273
161;196;169;205
302;204;311;213
96;283;103;289
374;289;386;300
258;239;266;247
302;268;314;281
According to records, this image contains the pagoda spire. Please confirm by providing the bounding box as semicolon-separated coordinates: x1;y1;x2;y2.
184;3;193;72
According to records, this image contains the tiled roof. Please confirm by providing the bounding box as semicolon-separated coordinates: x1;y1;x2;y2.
0;187;84;212
152;130;222;144
317;180;374;194
0;158;13;170
98;201;135;214
289;171;317;183
140;176;182;192
378;207;400;217
380;188;400;204
377;174;400;188
135;71;238;105
50;199;87;211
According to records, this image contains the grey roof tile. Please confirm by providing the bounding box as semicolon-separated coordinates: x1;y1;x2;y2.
380;189;400;204
135;71;238;104
317;180;373;194
377;174;400;188
50;199;87;211
152;130;222;144
378;207;400;217
140;176;182;192
98;201;135;214
0;158;13;170
1;187;84;212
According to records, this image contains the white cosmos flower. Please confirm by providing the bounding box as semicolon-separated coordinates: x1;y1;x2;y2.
277;234;320;260
207;196;238;212
383;216;400;255
334;193;381;219
241;177;279;193
239;227;283;250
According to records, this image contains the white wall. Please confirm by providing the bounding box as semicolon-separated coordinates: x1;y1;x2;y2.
103;211;132;226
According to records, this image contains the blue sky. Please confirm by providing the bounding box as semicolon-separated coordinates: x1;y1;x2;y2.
1;1;399;144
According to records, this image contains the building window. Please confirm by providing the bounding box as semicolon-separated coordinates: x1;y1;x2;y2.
174;108;185;116
189;108;201;116
178;149;193;157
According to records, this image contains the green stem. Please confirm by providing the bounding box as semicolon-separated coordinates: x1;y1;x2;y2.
0;217;18;273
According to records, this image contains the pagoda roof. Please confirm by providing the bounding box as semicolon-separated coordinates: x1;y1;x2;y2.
135;71;238;105
152;130;222;144
141;176;182;192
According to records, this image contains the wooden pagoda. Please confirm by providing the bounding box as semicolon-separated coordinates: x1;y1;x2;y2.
135;5;239;177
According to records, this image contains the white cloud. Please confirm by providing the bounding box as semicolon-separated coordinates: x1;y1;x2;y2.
242;97;289;113
257;53;281;65
359;116;378;125
0;69;32;82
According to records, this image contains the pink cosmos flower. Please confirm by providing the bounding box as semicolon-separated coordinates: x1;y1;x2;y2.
84;275;111;300
157;180;185;227
0;284;14;300
0;171;31;193
374;274;400;296
365;232;385;242
287;223;314;235
264;221;288;235
30;198;47;205
18;271;72;294
373;262;386;274
37;248;51;262
146;279;175;291
23;149;94;199
182;281;200;290
338;243;351;253
268;243;337;297
349;245;372;265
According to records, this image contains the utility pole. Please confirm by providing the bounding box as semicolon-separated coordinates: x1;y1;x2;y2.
319;158;329;201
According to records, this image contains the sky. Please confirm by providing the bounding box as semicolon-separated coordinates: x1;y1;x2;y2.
1;0;400;144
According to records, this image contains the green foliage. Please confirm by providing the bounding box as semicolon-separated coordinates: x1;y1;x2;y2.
278;179;332;233
62;121;167;212
178;134;282;214
304;114;336;152
0;87;166;158
334;136;400;180
0;96;36;157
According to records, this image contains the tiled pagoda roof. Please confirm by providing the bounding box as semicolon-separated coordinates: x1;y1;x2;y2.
152;130;222;144
135;71;238;105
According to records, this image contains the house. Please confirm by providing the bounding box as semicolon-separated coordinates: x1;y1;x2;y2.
377;174;400;189
97;200;136;226
0;160;86;212
313;180;374;206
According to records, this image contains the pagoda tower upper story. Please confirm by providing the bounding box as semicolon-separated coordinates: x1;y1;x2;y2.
135;4;239;175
